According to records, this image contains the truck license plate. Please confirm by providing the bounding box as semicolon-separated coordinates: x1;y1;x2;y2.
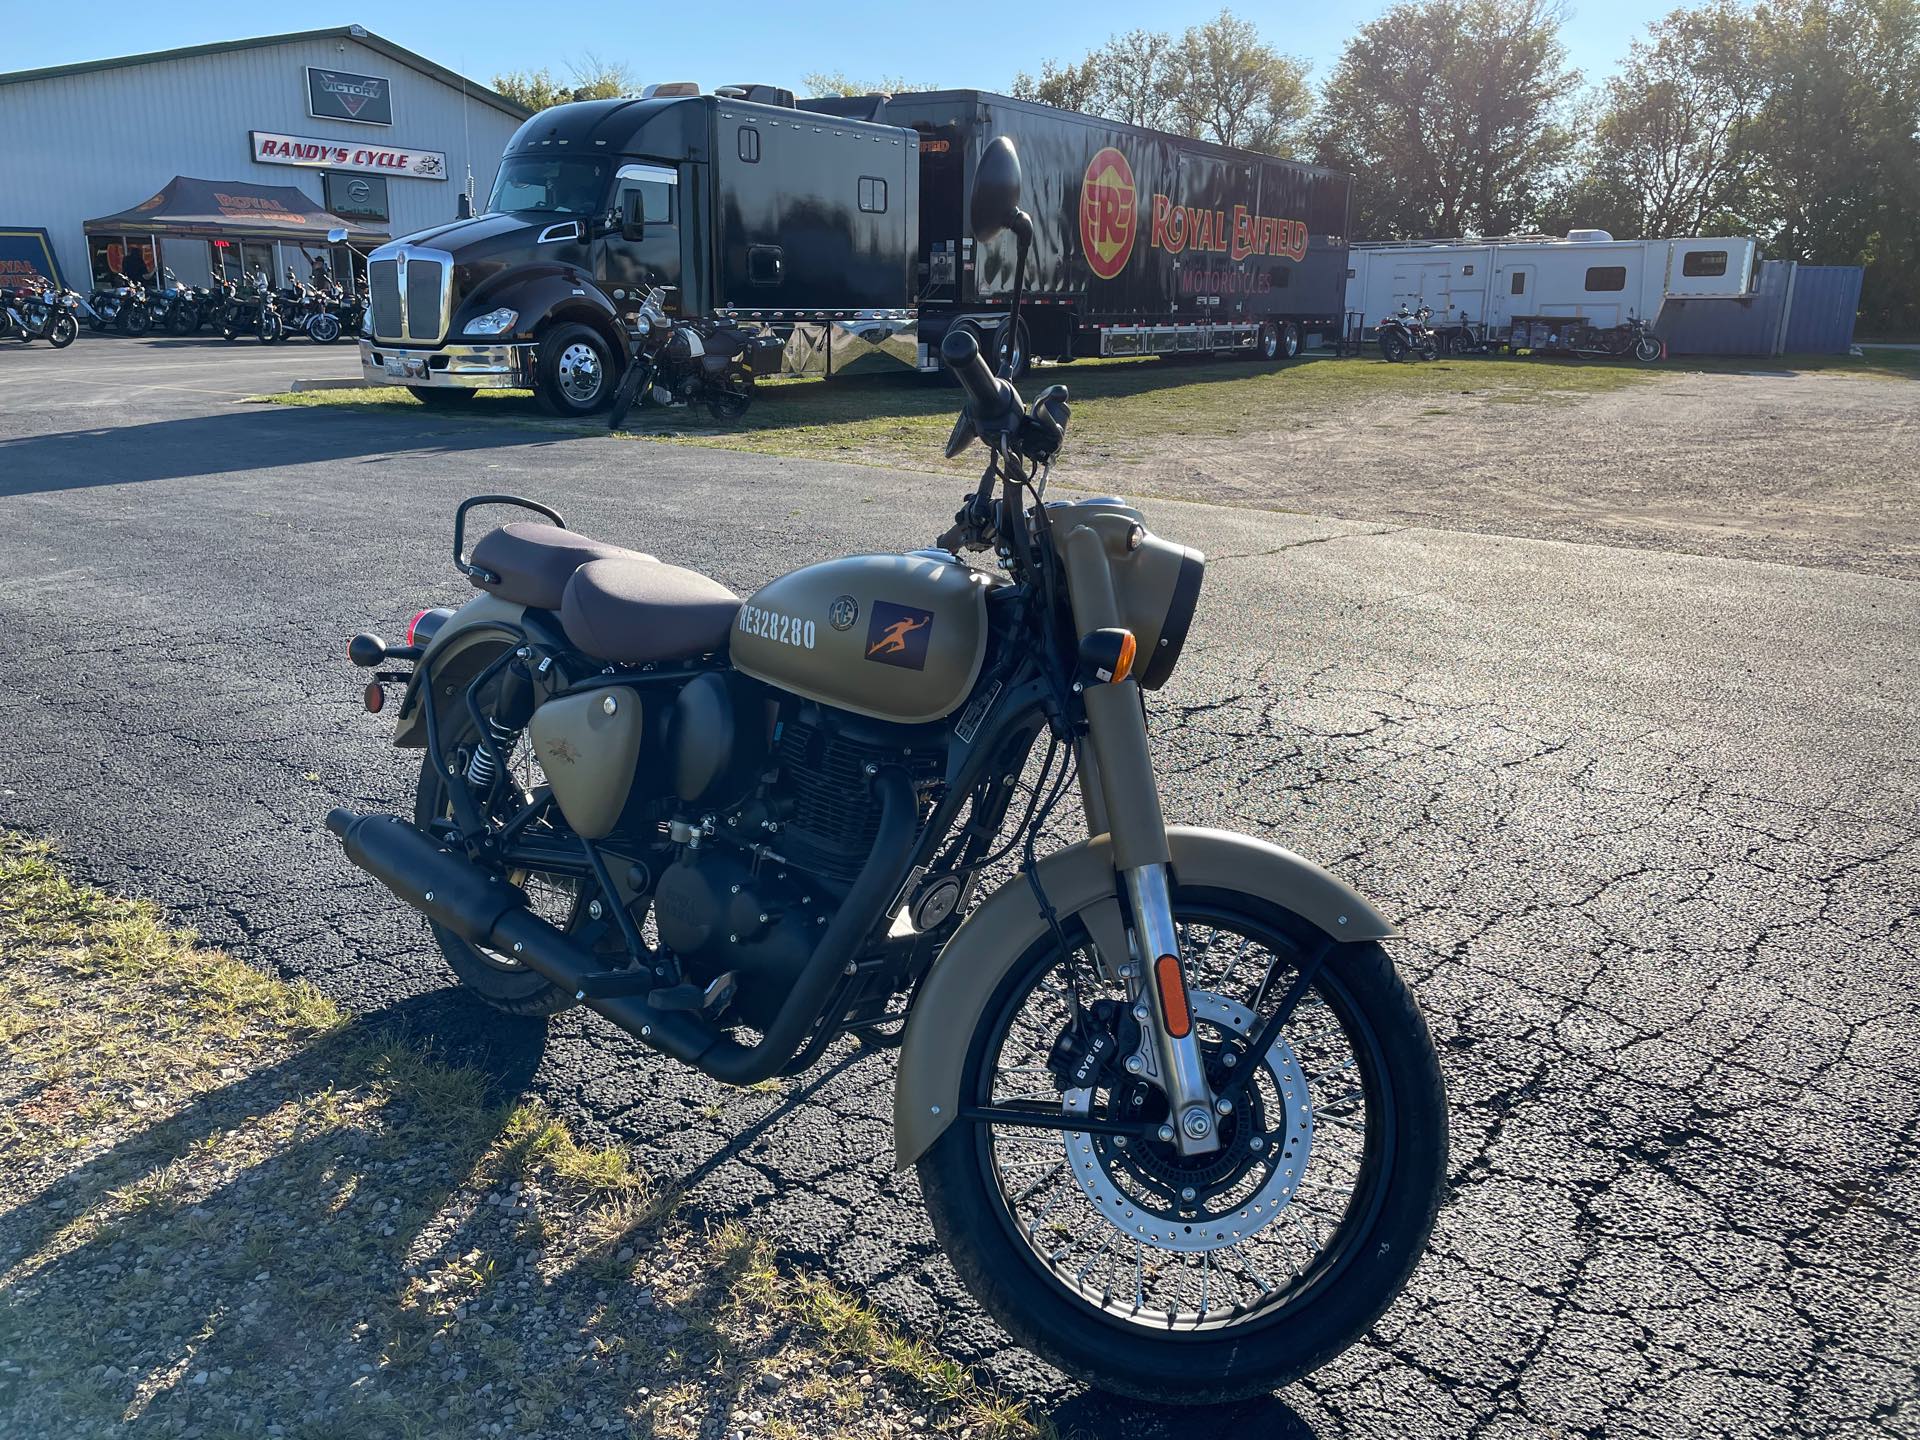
384;357;426;379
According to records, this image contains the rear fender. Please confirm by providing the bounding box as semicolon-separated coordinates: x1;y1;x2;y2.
391;592;529;749
891;827;1397;1168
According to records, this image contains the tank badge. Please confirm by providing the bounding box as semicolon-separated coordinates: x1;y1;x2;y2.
828;594;859;631
865;602;934;670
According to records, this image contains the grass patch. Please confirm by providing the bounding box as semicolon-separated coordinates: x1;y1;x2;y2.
255;351;1659;475
0;832;1045;1439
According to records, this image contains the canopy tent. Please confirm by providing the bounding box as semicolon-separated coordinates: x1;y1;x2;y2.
84;175;386;243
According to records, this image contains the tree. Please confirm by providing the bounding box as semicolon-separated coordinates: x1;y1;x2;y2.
1569;2;1763;237
1315;0;1579;238
801;72;936;96
493;55;638;111
1012;11;1309;155
1010;56;1102;113
1164;10;1314;154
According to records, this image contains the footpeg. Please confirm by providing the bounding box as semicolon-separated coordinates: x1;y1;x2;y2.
648;971;738;1016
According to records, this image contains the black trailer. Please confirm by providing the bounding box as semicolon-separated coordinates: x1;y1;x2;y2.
359;88;920;413
802;89;1352;370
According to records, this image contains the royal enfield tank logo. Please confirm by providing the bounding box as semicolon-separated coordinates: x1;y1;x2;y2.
1079;147;1137;281
738;603;817;650
827;595;859;631
865;602;934;670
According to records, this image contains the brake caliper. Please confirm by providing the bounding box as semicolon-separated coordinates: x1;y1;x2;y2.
1046;997;1140;1094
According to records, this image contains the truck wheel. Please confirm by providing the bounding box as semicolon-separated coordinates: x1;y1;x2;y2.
1280;320;1302;359
535;324;613;415
415;388;476;409
1255;323;1282;362
991;317;1030;379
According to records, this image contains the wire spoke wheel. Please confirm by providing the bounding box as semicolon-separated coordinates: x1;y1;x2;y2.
974;904;1390;1333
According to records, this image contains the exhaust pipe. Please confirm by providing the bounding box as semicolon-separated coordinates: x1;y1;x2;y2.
325;808;715;1065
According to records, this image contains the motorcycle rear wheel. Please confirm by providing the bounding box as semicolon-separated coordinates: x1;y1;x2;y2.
413;697;582;1017
917;890;1447;1404
1378;331;1409;363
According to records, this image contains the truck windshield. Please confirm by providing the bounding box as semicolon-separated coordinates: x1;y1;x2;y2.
487;157;610;217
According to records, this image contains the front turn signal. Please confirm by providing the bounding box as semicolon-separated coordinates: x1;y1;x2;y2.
1077;627;1136;685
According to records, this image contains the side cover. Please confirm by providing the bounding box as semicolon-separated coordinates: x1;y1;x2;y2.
890;827;1398;1168
730;552;999;725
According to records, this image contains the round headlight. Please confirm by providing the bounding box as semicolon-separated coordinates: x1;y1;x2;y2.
1139;546;1203;691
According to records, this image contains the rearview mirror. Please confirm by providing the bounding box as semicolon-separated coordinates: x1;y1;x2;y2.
326;227;349;244
620;193;646;242
970;137;1023;243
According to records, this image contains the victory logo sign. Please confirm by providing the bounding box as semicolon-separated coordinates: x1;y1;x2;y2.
1079;147;1137;280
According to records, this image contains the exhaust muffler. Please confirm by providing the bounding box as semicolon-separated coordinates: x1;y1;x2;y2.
325;808;715;1064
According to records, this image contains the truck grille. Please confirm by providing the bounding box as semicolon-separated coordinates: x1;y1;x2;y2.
368;259;401;337
366;248;449;344
405;260;444;341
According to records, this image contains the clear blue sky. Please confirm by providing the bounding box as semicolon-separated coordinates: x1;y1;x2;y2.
11;1;1670;97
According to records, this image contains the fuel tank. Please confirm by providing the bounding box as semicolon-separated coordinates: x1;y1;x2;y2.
731;552;1001;725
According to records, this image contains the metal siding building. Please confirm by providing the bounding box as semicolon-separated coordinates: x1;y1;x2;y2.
0;27;525;288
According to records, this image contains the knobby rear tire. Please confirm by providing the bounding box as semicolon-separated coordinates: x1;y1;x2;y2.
917;896;1447;1404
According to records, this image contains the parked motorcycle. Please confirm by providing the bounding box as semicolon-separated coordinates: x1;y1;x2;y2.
1376;301;1437;362
278;265;343;343
329;136;1447;1404
0;279;80;347
606;286;779;427
1432;309;1493;356
147;268;206;335
88;272;152;335
216;274;283;344
1579;314;1663;363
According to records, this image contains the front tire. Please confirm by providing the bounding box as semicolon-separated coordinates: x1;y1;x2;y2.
917;892;1447;1404
535;323;614;415
49;313;78;348
308;311;342;344
1634;334;1662;363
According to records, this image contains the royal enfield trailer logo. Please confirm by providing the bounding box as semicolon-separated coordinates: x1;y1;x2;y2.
1079;147;1137;281
307;67;393;126
1151;195;1310;263
864;602;934;670
252;131;448;181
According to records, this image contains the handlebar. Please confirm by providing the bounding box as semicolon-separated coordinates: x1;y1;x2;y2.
940;328;1015;424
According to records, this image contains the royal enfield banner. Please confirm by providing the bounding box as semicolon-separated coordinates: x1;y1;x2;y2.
0;227;63;289
307;67;393;126
252;131;446;181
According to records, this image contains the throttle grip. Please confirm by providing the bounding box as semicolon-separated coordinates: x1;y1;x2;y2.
941;328;1013;422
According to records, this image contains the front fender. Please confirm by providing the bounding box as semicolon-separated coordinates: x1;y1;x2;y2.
391;592;530;748
891;827;1397;1169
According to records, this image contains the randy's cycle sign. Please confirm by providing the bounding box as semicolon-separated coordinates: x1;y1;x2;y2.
252;131;447;181
308;67;393;125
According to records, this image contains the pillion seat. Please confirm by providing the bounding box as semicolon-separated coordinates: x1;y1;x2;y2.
468;523;659;611
559;557;741;664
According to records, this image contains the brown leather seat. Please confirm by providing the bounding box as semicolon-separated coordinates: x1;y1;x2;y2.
560;557;741;664
468;523;658;610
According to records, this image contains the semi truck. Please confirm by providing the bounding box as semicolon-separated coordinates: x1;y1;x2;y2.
360;83;1353;412
357;85;920;414
1344;231;1761;349
806;89;1353;371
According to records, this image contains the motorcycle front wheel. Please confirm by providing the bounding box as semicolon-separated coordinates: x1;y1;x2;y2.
1633;334;1662;363
918;891;1447;1403
49;314;78;348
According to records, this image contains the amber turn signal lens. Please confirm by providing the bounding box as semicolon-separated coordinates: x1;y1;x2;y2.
1153;953;1191;1038
1077;626;1136;685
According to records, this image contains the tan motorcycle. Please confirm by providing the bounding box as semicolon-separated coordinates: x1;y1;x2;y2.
329;138;1446;1403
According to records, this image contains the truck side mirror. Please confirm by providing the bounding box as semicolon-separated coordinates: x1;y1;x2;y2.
620;192;646;242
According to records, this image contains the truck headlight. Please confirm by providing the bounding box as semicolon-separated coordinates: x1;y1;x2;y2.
465;307;518;336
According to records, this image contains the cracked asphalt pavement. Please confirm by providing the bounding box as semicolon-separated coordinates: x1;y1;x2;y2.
2;340;1916;1437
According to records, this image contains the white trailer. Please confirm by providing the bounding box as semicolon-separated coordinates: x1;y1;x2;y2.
1344;231;1759;342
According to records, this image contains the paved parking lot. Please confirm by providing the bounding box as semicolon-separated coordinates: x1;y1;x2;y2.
1;337;1916;1437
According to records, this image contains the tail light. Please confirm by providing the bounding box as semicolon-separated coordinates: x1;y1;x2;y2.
407;607;456;647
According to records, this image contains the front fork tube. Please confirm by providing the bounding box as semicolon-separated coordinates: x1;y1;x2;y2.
1077;684;1222;1158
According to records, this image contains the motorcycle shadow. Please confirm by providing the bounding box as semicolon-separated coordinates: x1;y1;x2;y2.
1046;1387;1322;1437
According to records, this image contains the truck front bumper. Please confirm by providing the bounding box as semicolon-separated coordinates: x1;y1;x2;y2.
359;339;534;390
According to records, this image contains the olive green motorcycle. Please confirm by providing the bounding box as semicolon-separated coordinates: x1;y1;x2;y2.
329;138;1446;1403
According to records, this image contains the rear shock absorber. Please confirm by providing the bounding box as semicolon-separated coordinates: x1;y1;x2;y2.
464;654;539;797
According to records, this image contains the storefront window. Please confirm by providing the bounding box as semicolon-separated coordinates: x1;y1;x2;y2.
89;234;156;285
